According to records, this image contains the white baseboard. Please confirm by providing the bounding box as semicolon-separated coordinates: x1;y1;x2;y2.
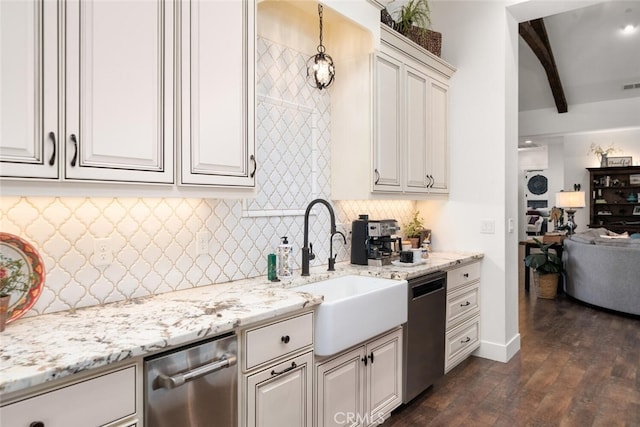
473;333;521;363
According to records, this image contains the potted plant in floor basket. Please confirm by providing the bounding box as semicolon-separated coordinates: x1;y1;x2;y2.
403;211;425;248
0;255;32;332
524;238;563;299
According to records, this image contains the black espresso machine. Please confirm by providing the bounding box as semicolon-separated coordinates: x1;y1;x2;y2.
351;215;402;266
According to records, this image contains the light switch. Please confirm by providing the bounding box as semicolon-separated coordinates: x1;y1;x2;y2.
480;220;495;234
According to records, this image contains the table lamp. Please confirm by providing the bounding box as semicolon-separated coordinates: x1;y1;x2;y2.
555;191;586;235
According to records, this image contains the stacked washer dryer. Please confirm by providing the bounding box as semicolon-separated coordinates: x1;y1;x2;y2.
524;171;549;210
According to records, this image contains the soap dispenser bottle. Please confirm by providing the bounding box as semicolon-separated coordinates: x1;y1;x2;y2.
277;236;293;280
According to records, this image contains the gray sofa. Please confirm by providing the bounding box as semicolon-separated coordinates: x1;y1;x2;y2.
563;228;640;316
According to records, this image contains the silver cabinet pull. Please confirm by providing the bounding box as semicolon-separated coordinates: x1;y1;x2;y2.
374;169;380;184
460;301;471;307
156;354;237;390
461;337;471;344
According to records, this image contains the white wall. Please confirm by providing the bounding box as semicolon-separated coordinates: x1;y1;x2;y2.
520;97;640;137
418;1;521;363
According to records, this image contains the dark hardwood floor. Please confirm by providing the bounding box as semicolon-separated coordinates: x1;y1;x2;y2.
384;255;640;426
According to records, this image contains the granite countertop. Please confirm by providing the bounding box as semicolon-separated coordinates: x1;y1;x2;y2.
0;251;482;397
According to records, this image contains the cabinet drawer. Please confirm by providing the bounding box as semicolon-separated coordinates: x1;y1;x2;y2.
446;282;480;329
245;312;313;370
447;261;480;292
0;365;136;426
445;315;480;373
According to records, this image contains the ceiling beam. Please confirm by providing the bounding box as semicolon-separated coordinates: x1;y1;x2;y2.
519;18;568;113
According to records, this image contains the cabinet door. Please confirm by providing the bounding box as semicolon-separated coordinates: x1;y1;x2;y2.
246;351;313;427
65;0;174;183
427;78;449;193
0;0;58;179
373;52;402;192
180;0;255;187
366;329;402;424
316;347;366;427
404;65;429;192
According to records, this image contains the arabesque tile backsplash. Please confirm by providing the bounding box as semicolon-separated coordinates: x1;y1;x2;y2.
0;38;417;318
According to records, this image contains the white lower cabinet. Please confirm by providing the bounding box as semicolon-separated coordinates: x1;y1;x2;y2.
246;351;314;427
242;312;314;427
445;261;481;373
0;364;140;426
315;328;403;427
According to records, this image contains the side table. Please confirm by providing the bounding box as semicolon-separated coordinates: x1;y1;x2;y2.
520;239;564;292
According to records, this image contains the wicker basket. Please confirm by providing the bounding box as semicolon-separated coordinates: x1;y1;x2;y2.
380;9;442;57
534;273;559;299
403;26;442;57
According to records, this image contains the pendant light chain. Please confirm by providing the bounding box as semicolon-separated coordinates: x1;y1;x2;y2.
318;4;325;53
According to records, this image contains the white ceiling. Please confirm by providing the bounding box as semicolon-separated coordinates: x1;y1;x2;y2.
518;1;640;112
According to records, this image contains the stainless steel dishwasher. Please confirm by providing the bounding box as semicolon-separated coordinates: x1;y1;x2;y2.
402;271;447;403
144;332;237;427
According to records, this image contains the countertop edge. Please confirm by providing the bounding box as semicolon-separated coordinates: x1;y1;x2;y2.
0;252;482;397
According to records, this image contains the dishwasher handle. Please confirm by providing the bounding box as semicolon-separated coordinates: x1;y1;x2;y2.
411;278;445;300
156;354;237;390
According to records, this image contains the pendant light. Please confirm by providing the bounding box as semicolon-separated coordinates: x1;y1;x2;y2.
306;4;335;90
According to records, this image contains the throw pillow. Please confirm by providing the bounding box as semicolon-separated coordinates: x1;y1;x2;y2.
631;233;640;239
570;228;608;244
528;216;539;224
599;232;629;239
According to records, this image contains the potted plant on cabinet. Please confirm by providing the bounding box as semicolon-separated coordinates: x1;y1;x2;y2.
403;211;425;248
381;0;442;57
0;255;32;332
524;238;563;299
396;0;431;35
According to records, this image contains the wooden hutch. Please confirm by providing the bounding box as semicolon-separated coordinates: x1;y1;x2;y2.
588;166;640;234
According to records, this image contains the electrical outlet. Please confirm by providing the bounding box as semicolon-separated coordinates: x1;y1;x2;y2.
93;237;113;266
196;231;210;256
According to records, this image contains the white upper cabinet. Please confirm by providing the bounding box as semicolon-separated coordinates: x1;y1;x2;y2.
375;31;452;196
64;0;174;183
428;78;449;193
404;64;430;192
0;0;59;179
331;24;455;200
180;0;255;187
373;52;402;192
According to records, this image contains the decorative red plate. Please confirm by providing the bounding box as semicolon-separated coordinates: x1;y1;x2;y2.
0;232;45;323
